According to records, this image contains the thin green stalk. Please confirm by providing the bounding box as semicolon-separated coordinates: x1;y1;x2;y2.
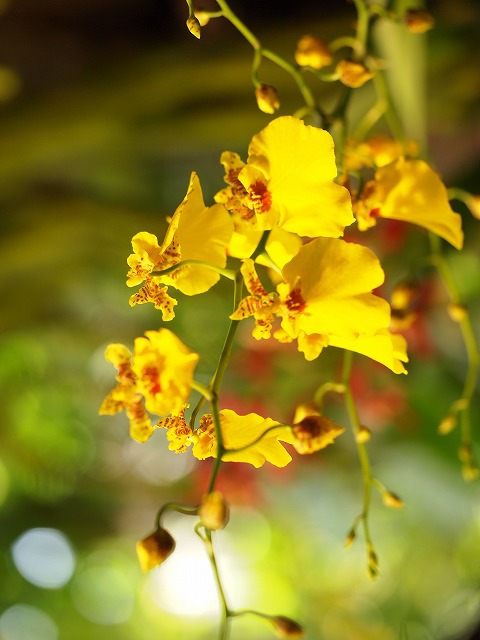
352;0;370;58
225;424;291;455
207;269;244;493
189;270;244;430
151;259;236;280
215;0;260;49
155;502;199;528
342;351;377;574
429;233;480;473
198;527;232;639
210;270;244;393
215;0;318;115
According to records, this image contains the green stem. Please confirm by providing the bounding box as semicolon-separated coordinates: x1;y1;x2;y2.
189;270;244;430
155;502;199;528
429;233;480;472
198;527;232;639
215;0;260;49
352;0;370;58
207;269;244;493
342;351;376;569
151;259;236;280
262;48;317;112
225;424;291;455
215;0;318;116
191;380;214;402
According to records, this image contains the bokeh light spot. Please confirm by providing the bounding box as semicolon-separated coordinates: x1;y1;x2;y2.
71;566;135;624
0;604;58;640
11;528;76;589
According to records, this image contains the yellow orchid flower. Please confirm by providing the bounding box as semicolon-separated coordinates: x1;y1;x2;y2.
354;157;463;249
230;238;406;372
99;329;199;442
191;410;295;468
232;239;390;340
216;116;354;239
127;172;233;316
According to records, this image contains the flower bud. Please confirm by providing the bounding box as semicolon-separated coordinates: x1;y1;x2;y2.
404;9;435;34
336;59;373;88
255;83;280;114
194;11;211;27
291;414;344;454
136;526;176;573
186;16;201;39
381;489;405;509
295;35;332;69
391;281;417;311
447;303;467;323
438;413;456;435
269;615;304;638
367;547;379;580
356;425;372;443
344;527;356;548
462;463;480;482
458;443;472;464
199;491;230;530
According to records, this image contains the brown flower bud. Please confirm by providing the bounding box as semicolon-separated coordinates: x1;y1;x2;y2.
199;491;230;530
295;35;332;69
255;83;280;114
344;527;356;548
186;16;201;39
136;526;176;573
404;9;435;34
336;59;373;88
292;414;344;455
270;615;304;638
367;547;380;580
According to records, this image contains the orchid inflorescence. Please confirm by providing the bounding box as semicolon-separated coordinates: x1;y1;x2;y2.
100;1;479;637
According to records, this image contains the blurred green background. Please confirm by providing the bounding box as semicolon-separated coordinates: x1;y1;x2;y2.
1;1;480;639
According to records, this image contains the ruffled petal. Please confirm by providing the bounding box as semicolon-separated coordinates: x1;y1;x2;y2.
328;329;409;374
369;158;463;249
246;116;354;237
281;238;391;338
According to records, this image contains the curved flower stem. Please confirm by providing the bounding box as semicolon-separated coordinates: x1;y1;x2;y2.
314;381;347;410
342;351;378;576
224;424;292;455
151;259;236;281
189;269;244;430
207;269;244;492
191;380;214;401
196;526;232;639
352;0;370;58
214;0;319;117
429;233;480;477
155;502;199;528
